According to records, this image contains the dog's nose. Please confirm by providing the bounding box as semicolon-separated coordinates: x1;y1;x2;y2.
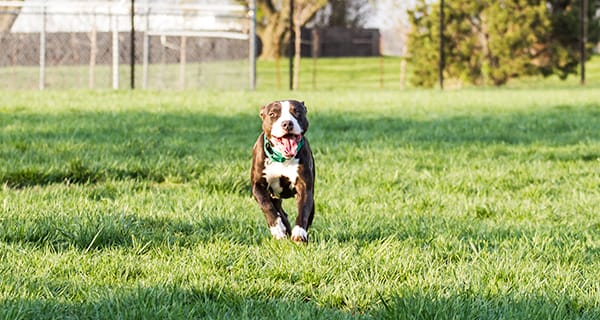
281;120;294;132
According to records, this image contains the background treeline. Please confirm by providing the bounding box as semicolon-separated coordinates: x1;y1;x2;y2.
408;0;600;87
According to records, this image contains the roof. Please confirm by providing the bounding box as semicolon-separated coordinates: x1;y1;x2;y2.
8;0;246;33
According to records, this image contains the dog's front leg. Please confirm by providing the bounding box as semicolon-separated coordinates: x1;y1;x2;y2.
252;183;291;239
292;186;314;243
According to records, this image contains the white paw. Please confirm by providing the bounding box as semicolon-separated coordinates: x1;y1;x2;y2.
269;217;287;240
291;226;308;243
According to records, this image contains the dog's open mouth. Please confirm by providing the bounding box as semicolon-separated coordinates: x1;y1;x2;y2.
271;133;302;158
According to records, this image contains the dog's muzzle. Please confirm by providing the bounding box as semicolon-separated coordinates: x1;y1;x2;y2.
270;133;303;158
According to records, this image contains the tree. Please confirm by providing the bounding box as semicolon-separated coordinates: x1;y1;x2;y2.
544;0;600;79
291;0;329;89
242;0;328;60
482;1;550;85
315;0;373;28
408;0;600;87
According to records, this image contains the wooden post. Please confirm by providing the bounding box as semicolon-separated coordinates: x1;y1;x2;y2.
439;0;444;90
312;29;318;90
379;34;384;88
400;26;408;90
292;10;301;90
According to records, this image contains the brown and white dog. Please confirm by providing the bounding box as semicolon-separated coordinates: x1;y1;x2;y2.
251;100;315;243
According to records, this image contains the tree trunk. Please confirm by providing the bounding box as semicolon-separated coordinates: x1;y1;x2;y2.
254;0;328;61
258;10;287;61
292;13;301;90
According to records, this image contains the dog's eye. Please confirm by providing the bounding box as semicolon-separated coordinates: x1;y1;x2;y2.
268;112;276;118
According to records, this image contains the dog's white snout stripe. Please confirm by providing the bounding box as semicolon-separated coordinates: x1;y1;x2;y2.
271;100;302;138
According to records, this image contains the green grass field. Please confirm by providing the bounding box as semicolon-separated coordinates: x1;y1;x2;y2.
3;54;599;91
1;84;600;319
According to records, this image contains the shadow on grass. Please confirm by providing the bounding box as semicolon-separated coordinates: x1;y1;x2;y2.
1;111;258;188
373;289;600;319
315;104;600;148
0;211;265;251
1;281;598;319
0;285;361;320
2;104;600;188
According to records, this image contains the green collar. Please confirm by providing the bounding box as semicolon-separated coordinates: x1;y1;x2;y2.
263;134;305;163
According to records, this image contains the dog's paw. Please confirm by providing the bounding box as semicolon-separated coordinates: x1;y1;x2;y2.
269;217;287;240
291;226;308;243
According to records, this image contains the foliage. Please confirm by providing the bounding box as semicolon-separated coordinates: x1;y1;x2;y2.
1;85;600;318
408;0;600;87
240;0;329;60
312;0;374;28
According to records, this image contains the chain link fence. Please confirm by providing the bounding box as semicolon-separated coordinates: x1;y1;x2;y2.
0;0;256;90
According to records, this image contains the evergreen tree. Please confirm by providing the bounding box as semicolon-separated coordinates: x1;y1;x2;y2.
408;0;600;87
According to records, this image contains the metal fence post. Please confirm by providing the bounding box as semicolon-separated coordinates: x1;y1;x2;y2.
142;0;149;89
39;0;46;90
289;0;294;91
580;0;587;86
249;0;256;90
130;0;135;89
111;6;119;89
89;6;97;89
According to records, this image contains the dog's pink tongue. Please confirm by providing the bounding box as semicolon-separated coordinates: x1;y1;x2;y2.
281;136;299;157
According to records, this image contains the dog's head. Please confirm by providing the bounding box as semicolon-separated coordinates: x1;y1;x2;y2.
260;100;309;158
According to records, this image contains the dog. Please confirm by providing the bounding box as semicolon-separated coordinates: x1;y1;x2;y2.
251;100;315;243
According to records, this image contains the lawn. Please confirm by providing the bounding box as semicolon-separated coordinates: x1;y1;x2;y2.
2;53;599;91
1;87;600;319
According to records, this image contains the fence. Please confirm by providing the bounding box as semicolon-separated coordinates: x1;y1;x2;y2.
300;27;380;57
0;0;256;90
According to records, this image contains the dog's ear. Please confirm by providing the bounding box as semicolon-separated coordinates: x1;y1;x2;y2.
259;104;267;119
301;101;308;113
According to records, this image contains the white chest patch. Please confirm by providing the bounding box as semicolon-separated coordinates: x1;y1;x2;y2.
263;158;300;197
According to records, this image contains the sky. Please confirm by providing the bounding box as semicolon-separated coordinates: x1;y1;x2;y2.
366;0;415;29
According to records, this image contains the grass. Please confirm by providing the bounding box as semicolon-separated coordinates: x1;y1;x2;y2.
0;57;406;91
4;54;598;91
1;85;600;319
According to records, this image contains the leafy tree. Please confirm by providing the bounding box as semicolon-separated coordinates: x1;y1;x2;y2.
316;0;373;28
545;0;600;79
484;0;550;85
408;0;600;87
241;0;328;60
